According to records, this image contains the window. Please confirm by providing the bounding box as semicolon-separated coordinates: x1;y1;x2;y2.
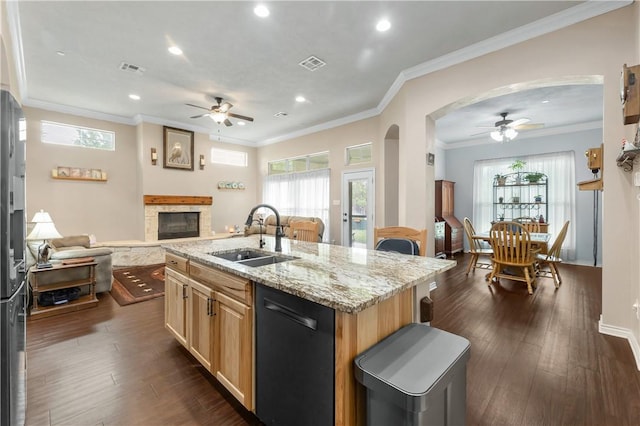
346;143;372;165
263;169;330;242
41;121;115;151
210;148;248;167
268;152;329;175
472;151;576;260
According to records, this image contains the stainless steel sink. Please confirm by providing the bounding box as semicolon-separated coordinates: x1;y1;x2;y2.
211;248;298;267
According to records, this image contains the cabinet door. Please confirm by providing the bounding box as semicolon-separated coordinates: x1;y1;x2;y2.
442;181;455;216
214;291;253;410
165;268;188;347
188;279;215;371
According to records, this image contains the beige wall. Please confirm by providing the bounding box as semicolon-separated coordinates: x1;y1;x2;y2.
137;122;258;234
261;6;640;339
23;110;258;242
256;117;380;244
24;107;141;242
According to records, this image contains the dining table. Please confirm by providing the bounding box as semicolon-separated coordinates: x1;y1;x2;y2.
474;231;552;254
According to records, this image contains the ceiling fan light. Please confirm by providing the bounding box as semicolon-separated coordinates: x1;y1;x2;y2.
211;111;227;123
505;128;518;140
490;130;503;142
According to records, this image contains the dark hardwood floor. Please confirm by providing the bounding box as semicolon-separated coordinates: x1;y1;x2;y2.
432;253;640;426
25;253;640;425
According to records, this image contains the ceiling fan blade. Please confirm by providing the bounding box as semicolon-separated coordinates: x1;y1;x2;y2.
219;102;233;113
186;103;212;111
190;113;210;119
514;123;544;130
223;119;233;127
228;112;254;122
509;118;530;127
470;130;490;137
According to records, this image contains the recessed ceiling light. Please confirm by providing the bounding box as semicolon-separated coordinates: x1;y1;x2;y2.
254;5;270;18
56;50;65;56
129;94;141;100
376;19;391;32
542;100;550;104
295;96;306;103
237;121;246;126
168;46;183;55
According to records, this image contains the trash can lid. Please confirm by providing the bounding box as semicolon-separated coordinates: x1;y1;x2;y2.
354;323;470;397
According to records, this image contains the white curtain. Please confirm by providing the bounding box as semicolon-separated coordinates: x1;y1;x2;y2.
263;169;330;242
472;151;576;260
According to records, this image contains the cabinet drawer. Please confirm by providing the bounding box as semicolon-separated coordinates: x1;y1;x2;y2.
190;261;253;305
166;253;189;274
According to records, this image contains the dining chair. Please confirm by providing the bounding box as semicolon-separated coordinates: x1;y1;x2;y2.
462;217;493;275
488;221;537;295
514;217;540;233
374;226;427;256
290;220;320;242
536;220;570;288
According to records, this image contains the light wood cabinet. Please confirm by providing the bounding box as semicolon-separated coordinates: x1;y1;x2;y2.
165;254;254;410
164;268;188;347
213;291;252;407
188;279;215;371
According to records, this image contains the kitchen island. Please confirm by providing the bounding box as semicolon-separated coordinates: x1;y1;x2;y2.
163;235;455;425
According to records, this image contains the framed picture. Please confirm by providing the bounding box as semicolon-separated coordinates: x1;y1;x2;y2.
91;169;102;179
70;167;81;177
57;166;70;177
163;126;194;171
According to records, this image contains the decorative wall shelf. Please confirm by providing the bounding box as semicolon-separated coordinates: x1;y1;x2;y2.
52;175;107;182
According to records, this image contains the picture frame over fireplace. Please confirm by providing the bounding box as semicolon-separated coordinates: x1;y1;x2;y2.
163;126;194;171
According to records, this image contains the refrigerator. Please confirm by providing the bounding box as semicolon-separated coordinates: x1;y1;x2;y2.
0;89;27;426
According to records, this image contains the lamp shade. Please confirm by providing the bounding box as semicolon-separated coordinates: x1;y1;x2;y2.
31;209;53;223
211;111;227;123
26;222;62;241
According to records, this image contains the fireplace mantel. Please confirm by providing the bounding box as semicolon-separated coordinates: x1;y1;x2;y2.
144;195;213;205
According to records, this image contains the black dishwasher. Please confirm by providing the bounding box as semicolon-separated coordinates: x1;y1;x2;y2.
256;284;334;426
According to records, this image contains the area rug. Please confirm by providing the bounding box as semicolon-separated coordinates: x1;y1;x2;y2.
110;264;165;306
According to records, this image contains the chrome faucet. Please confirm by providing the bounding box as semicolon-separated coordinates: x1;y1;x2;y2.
245;204;283;252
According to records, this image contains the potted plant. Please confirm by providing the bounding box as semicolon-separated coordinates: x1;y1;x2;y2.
497;213;505;221
509;159;526;184
525;172;545;183
495;173;507;186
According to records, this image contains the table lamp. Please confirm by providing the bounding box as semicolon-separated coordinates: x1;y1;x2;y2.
26;209;63;269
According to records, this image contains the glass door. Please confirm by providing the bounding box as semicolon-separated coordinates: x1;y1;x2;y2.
341;169;375;249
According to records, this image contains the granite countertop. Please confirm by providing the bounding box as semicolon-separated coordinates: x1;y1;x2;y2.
163;235;456;314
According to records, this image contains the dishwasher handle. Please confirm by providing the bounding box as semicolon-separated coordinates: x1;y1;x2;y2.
264;298;317;331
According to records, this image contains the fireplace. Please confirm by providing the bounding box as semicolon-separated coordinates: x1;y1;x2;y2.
143;195;213;242
158;212;200;240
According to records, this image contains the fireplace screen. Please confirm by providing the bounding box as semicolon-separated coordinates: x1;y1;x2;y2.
158;212;200;240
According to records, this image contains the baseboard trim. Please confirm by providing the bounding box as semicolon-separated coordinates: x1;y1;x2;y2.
598;315;640;371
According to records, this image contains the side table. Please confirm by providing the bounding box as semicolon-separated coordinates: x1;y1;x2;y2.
29;261;98;319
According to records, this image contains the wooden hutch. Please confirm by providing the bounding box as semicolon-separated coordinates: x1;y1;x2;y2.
435;180;463;256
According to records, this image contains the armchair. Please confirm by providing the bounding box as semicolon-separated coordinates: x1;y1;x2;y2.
27;235;114;293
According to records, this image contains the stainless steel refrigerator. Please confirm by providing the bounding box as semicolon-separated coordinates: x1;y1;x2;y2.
1;89;27;426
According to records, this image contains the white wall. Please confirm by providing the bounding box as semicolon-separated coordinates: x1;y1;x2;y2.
443;128;603;265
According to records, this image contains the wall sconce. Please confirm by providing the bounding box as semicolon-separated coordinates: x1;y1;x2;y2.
200;154;205;170
151;148;158;165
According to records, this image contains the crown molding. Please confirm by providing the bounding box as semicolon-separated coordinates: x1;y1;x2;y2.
376;0;632;115
6;1;28;99
258;107;379;146
10;1;628;147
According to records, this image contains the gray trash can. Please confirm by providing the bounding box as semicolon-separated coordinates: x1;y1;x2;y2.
354;323;471;426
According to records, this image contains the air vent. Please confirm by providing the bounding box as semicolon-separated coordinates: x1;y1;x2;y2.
274;112;288;118
119;61;146;75
298;55;326;71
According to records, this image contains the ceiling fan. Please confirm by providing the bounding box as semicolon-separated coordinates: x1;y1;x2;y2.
187;97;254;127
476;112;544;142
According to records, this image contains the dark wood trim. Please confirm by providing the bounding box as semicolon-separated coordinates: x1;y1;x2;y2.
143;195;213;205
